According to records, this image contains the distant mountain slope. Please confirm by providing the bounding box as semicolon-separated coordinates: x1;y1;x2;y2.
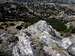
0;0;14;3
16;0;75;4
0;0;75;4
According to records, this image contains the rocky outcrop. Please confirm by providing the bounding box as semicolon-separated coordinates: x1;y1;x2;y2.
0;31;18;56
0;20;75;56
12;20;73;56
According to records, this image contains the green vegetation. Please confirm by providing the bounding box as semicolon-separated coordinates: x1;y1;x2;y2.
60;25;75;36
24;16;41;24
21;16;41;28
64;25;75;33
46;18;67;31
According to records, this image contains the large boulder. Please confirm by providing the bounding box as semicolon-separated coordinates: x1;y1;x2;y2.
12;20;70;56
0;20;74;56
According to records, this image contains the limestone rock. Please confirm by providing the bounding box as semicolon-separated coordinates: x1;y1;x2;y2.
68;44;75;56
12;20;70;56
1;20;73;56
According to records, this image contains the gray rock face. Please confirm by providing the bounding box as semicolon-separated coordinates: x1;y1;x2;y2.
12;32;34;56
1;20;75;56
67;35;75;56
12;20;71;56
61;38;72;49
43;46;70;56
0;31;18;56
68;44;75;56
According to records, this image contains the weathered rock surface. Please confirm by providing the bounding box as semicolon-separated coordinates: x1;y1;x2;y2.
12;20;72;56
0;20;75;56
0;31;18;56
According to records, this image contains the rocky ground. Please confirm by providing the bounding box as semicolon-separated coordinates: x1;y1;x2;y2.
0;2;75;56
0;20;75;56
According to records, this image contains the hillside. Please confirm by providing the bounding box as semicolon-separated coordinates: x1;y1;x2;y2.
0;1;75;56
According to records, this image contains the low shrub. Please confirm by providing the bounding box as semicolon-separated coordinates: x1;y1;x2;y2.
46;18;67;31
